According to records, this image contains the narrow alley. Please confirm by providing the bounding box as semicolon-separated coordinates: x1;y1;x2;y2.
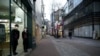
0;0;100;56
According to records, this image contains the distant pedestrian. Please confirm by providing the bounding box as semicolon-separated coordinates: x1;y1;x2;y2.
22;27;29;52
69;31;72;39
11;24;20;55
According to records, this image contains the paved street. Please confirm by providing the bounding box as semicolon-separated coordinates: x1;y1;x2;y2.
22;35;100;56
29;36;60;56
51;36;100;56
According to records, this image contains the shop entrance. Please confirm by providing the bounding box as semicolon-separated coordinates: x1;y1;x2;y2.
0;0;27;56
0;0;10;56
11;0;27;55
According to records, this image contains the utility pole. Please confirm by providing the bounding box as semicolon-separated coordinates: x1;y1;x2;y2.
51;4;54;35
41;0;45;24
51;0;56;36
41;0;45;38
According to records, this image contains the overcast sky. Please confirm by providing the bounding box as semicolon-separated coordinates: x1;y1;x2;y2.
43;0;67;21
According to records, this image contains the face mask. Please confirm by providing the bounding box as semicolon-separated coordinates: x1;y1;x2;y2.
24;29;27;32
15;27;18;29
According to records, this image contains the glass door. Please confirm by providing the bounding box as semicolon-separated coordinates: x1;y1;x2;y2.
0;0;10;56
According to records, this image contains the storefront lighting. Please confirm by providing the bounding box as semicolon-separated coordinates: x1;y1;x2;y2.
0;19;9;22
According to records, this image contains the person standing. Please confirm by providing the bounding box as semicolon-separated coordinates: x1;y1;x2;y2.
69;31;72;39
11;24;20;55
22;27;29;52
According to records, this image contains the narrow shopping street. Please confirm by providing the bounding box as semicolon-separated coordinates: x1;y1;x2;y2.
0;0;100;56
25;35;100;56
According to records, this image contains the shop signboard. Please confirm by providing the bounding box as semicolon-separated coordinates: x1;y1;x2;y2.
0;24;6;42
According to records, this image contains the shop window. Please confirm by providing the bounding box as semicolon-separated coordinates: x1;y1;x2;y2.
0;0;10;56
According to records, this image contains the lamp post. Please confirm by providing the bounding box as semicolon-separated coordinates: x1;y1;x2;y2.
41;0;45;38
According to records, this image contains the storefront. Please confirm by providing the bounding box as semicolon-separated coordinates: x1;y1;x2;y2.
64;0;100;39
0;0;35;56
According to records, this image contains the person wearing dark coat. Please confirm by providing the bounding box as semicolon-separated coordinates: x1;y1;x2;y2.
69;31;72;39
22;28;29;52
11;24;20;55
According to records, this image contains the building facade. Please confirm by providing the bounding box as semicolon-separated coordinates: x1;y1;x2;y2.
63;0;100;39
0;0;37;56
35;0;44;43
51;9;63;38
